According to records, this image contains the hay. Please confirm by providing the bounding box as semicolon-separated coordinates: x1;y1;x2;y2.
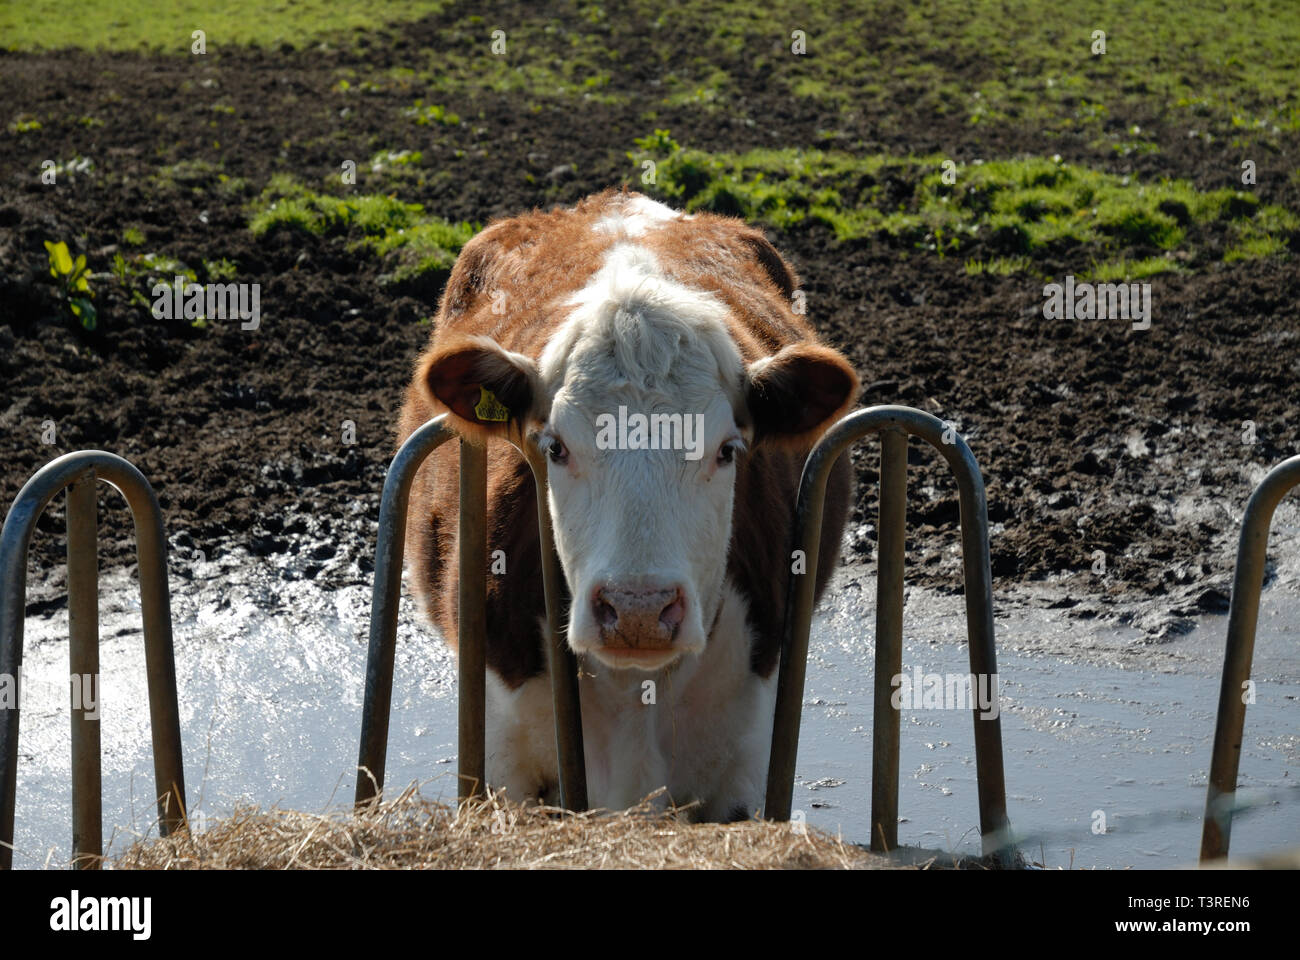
109;784;914;870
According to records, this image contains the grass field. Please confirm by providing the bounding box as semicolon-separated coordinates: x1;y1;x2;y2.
7;1;1294;282
0;0;450;51
7;1;1296;131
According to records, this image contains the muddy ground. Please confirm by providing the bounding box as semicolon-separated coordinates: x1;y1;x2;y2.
2;5;1298;640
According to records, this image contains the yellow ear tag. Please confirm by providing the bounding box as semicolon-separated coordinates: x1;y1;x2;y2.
474;386;510;422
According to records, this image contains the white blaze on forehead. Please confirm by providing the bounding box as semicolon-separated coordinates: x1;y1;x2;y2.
592;193;686;239
539;241;744;408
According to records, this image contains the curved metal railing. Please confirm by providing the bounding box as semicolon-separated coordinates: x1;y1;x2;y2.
1200;454;1300;862
354;416;587;811
0;451;187;870
764;405;1011;859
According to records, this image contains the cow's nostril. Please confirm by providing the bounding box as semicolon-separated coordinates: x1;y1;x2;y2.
594;596;619;630
659;594;685;632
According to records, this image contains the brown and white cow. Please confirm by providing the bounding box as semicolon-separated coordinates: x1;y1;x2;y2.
398;189;856;820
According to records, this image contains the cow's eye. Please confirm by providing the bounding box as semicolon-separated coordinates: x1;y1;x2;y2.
547;438;569;464
717;441;740;466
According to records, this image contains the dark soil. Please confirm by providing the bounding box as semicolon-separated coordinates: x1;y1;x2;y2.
2;5;1298;638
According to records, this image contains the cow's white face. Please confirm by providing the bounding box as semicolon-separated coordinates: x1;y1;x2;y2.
534;252;750;670
540;363;743;670
421;241;857;673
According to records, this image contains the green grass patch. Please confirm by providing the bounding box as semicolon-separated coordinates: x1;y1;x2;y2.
1224;205;1299;262
370;150;424;173
1224;235;1288;262
635;131;1298;274
153;158;248;197
1081;257;1181;281
1;1;451;51
204;257;239;281
401;101;460;126
965;256;1033;276
136;252;197;282
247;176;476;284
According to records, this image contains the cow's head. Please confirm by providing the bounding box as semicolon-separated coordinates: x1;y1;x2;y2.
420;241;856;671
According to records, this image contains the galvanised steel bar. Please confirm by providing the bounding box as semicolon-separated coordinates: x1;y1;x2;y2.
356;416;587;811
519;433;587;811
1200;454;1300;862
871;427;907;852
355;415;455;804
765;405;1010;857
66;472;102;869
457;439;488;801
1;451;186;871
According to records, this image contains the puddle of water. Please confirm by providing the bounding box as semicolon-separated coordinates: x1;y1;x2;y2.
796;577;1300;868
10;561;460;868
9;555;1298;868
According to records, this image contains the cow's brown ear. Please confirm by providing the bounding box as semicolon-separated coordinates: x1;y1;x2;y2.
745;343;858;446
418;336;539;441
